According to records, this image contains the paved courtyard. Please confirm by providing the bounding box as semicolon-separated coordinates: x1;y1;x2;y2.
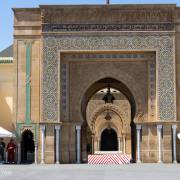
0;164;180;180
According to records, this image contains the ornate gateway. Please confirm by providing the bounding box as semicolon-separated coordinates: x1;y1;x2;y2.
13;4;179;164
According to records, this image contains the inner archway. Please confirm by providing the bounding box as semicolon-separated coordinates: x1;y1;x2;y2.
81;77;137;161
21;130;35;163
101;128;118;151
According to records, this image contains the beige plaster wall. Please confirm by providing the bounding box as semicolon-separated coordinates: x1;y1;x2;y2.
31;40;40;123
17;41;26;122
0;64;15;131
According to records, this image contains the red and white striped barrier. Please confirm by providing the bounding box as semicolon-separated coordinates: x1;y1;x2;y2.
88;154;131;164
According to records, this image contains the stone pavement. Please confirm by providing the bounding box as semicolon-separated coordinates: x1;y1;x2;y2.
0;164;180;180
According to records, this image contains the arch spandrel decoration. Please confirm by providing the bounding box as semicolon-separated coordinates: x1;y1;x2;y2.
42;34;176;122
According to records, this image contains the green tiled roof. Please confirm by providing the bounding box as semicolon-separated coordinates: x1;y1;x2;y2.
0;45;13;57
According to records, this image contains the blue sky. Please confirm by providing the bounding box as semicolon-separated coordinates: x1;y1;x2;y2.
0;0;180;51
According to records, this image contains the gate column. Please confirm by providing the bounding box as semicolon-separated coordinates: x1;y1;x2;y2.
40;124;46;164
55;125;61;164
76;125;81;164
136;125;142;163
172;124;177;163
157;124;163;163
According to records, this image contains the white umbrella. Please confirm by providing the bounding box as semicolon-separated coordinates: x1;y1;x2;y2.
177;133;180;140
0;127;16;138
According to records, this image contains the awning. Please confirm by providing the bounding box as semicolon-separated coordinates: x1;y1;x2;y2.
0;127;16;138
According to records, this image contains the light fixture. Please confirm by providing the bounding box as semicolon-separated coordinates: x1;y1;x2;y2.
102;84;115;104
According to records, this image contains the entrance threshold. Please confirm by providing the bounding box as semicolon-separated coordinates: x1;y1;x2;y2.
94;151;123;154
88;153;130;164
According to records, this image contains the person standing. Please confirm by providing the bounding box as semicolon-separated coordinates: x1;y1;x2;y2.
0;138;5;162
7;138;16;163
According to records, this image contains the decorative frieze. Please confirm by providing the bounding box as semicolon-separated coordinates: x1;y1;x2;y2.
62;53;145;60
41;6;174;24
61;63;68;117
0;57;13;64
0;60;13;64
148;60;156;119
42;23;174;32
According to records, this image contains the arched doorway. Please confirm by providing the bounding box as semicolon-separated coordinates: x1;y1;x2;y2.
101;128;118;151
81;77;137;161
21;130;35;163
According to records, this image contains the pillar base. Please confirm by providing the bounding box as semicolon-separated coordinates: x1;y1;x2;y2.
56;161;60;164
158;160;162;163
137;160;141;163
173;160;177;164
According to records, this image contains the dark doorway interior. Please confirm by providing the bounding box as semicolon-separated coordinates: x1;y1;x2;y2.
100;128;118;151
21;130;35;163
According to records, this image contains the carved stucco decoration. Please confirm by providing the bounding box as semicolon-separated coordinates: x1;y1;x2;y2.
42;23;174;32
42;34;176;122
136;112;146;123
88;104;130;134
41;7;174;24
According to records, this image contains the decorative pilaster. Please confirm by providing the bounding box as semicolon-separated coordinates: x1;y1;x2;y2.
157;124;163;163
40;125;46;164
136;125;142;163
55;125;61;164
76;125;81;164
172;124;177;163
24;41;33;124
